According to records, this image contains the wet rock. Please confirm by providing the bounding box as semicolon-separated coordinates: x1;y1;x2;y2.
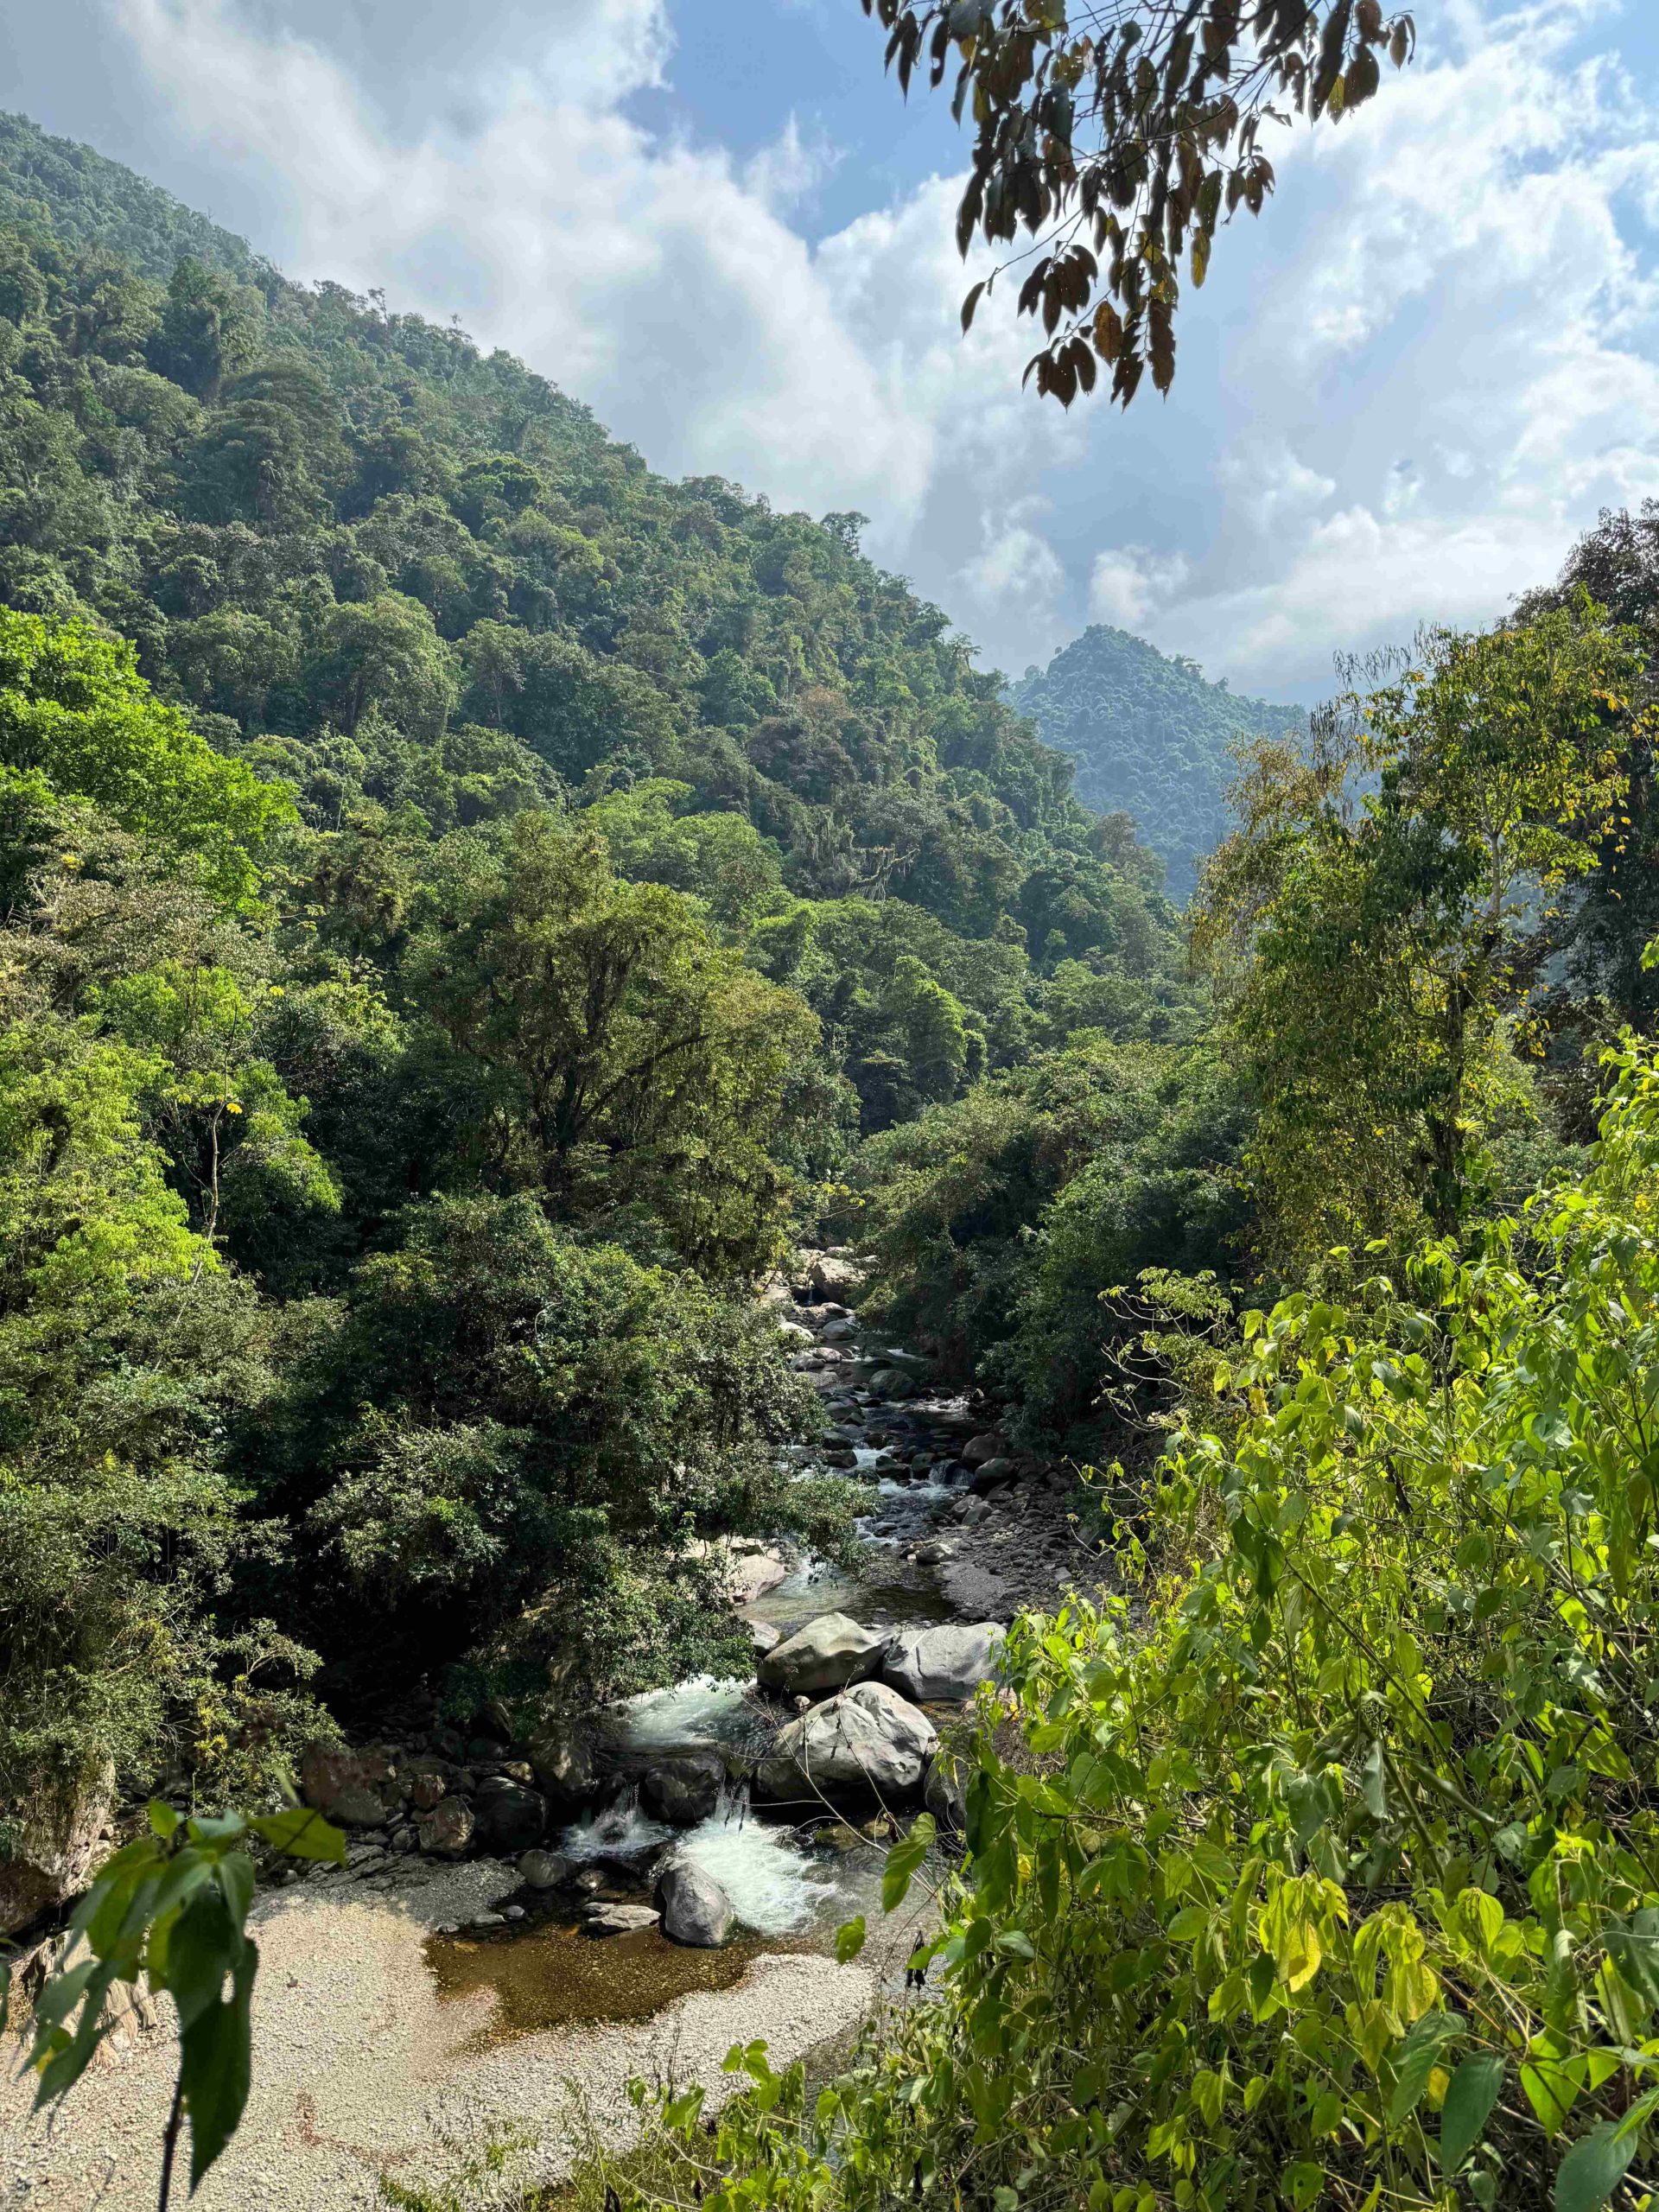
639;1751;728;1827
962;1433;1004;1468
571;1866;607;1897
820;1318;859;1344
583;1900;660;1936
518;1848;570;1890
822;1444;860;1469
504;1904;526;1922
756;1680;938;1802
758;1611;887;1698
474;1777;547;1852
526;1719;598;1806
300;1743;393;1829
432;1726;467;1761
416;1796;475;1859
884;1623;1007;1704
657;1862;736;1948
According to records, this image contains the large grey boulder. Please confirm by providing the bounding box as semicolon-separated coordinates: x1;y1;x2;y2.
474;1777;547;1852
640;1751;728;1827
883;1623;1006;1704
961;1433;1004;1468
971;1457;1018;1494
518;1849;570;1889
806;1253;861;1300
657;1862;736;1948
526;1719;597;1807
756;1680;938;1802
758;1611;886;1699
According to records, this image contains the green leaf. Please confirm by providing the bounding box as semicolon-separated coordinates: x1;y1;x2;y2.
249;1807;346;1865
1388;2011;1465;2124
995;1930;1037;1960
1439;2052;1503;2172
881;1814;935;1912
1605;1910;1659;2010
164;1889;241;2033
148;1802;181;1840
835;1916;867;1963
181;1937;257;2190
1554;2118;1640;2212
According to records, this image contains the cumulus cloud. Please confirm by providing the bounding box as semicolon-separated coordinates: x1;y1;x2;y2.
68;0;1659;695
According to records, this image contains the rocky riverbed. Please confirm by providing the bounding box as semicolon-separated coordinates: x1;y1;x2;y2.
0;1249;1109;2208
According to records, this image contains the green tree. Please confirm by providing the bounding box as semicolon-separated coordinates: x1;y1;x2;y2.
0;608;294;906
1198;605;1637;1259
304;591;457;741
146;256;259;399
405;812;818;1276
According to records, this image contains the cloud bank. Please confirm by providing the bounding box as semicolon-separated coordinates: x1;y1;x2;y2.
95;0;1659;696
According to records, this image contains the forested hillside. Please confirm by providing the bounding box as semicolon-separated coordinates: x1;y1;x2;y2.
0;108;1202;1901
1010;624;1305;899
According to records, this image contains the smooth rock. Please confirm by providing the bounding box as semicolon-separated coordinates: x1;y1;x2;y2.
884;1623;1007;1704
748;1618;783;1660
756;1680;938;1802
806;1253;861;1299
657;1862;736;1948
518;1848;571;1890
584;1900;660;1936
961;1433;1004;1468
639;1751;728;1827
867;1367;917;1399
757;1612;887;1698
474;1777;547;1852
416;1796;475;1859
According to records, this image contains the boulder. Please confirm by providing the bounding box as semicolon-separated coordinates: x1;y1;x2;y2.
757;1612;887;1699
0;1763;114;1939
416;1796;475;1859
961;1433;1004;1468
756;1680;938;1802
518;1848;570;1890
526;1719;598;1807
639;1751;728;1827
406;1759;452;1813
971;1457;1018;1494
300;1742;393;1828
884;1623;1007;1704
583;1900;660;1936
657;1862;736;1948
924;1751;967;1833
867;1367;918;1399
748;1618;783;1660
820;1318;859;1345
474;1777;547;1852
806;1254;861;1300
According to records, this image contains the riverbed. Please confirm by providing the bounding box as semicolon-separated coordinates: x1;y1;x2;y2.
0;1267;1080;2209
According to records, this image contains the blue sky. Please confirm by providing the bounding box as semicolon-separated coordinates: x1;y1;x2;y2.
6;0;1659;702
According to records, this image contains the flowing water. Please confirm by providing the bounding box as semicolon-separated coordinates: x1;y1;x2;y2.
427;1306;976;2039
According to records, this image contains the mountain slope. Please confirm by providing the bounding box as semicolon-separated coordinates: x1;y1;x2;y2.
1010;625;1305;901
0;111;1197;1130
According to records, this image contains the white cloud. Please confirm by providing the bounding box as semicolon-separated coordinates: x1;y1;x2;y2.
1088;547;1195;630
76;0;1659;697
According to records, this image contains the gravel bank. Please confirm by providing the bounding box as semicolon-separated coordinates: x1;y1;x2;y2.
0;1859;874;2210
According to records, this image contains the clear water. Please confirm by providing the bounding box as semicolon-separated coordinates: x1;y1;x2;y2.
618;1673;765;1752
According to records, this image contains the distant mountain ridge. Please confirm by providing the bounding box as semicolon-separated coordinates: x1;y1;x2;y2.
1010;625;1306;901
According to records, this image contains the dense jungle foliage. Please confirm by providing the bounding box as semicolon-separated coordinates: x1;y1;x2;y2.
1010;626;1305;902
17;92;1659;2212
0;109;1203;1850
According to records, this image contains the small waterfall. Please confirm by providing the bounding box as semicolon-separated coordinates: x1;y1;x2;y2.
671;1782;836;1936
560;1783;674;1864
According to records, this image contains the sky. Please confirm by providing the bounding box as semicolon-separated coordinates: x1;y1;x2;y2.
5;0;1659;703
